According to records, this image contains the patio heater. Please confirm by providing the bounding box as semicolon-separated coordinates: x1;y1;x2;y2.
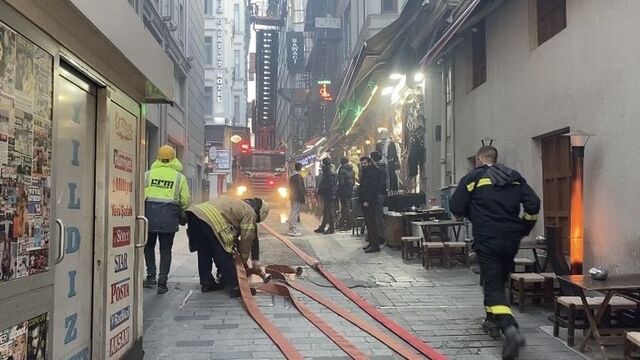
564;130;593;275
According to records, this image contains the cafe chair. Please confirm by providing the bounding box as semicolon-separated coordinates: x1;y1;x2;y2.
508;273;552;312
423;242;446;269
624;331;640;359
351;197;366;236
401;236;421;260
443;242;468;267
513;257;536;273
553;296;638;347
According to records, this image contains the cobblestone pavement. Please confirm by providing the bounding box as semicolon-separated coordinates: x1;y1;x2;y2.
143;211;601;359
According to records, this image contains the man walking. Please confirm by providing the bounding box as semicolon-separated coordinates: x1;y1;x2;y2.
449;146;540;359
358;156;383;253
370;151;387;246
337;157;355;231
144;145;191;294
314;157;337;234
185;197;269;297
288;162;306;237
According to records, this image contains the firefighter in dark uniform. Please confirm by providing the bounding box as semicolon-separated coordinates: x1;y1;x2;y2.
450;146;540;360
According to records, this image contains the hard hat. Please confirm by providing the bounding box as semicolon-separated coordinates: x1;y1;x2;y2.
157;145;176;160
258;200;270;223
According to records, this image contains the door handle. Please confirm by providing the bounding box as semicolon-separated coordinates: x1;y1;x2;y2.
136;216;149;248
55;219;66;264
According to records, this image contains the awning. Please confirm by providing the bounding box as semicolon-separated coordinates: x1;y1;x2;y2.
330;0;424;134
420;0;482;68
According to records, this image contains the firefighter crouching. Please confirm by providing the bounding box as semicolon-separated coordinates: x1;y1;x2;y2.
143;145;191;294
449;146;540;360
185;196;269;298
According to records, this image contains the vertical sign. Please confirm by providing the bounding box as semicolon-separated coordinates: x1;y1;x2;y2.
104;104;136;359
255;30;279;149
286;32;304;74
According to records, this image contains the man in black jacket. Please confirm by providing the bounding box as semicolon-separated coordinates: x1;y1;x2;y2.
358;156;384;253
337;157;355;231
287;162;306;237
449;146;540;360
315;157;338;234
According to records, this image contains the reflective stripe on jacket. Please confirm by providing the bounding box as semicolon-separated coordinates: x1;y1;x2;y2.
186;196;258;261
144;158;191;233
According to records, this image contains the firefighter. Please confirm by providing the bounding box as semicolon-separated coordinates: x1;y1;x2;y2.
449;146;540;360
185;196;269;298
143;145;191;294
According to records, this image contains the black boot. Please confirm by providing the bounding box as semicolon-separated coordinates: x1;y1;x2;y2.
229;286;241;298
365;245;380;253
502;326;526;360
143;275;156;288
323;228;335;235
482;317;501;339
362;243;371;250
157;282;168;295
202;280;225;293
314;227;325;233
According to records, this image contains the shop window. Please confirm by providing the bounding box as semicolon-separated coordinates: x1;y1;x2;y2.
381;0;397;13
471;20;486;89
536;0;566;45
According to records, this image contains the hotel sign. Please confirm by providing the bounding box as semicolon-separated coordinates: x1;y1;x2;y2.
287;32;304;74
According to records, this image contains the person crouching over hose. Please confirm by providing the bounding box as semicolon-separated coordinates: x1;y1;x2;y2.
185;196;269;298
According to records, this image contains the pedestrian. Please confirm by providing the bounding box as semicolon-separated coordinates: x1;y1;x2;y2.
449;146;540;360
185;196;270;297
370;151;387;245
337;157;355;231
288;162;306;237
143;145;191;294
314;157;338;234
358;156;383;253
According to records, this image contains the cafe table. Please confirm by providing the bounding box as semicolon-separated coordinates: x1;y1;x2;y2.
558;274;640;359
411;220;465;243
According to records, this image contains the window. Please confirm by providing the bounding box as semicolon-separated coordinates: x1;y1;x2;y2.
175;74;186;107
205;36;213;65
178;2;185;48
471;20;486;89
381;0;397;13
234;96;241;125
234;4;241;30
234;50;241;77
204;0;213;15
536;0;566;45
205;87;213;116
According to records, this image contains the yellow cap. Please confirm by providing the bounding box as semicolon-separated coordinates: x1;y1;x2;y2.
157;145;176;160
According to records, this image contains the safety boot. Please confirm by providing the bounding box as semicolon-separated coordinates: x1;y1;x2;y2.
502;326;526;360
482;318;501;339
157;283;168;295
143;275;156;288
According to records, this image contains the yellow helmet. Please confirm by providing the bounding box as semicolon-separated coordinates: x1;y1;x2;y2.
157;145;176;161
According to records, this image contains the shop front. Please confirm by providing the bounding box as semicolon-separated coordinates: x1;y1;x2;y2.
0;1;173;359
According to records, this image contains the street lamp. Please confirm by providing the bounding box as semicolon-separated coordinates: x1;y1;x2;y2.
564;130;593;275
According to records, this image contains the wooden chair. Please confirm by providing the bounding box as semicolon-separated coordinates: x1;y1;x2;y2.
351;198;365;236
513;258;536;273
624;331;640;359
553;296;638;346
423;242;446;269
443;242;468;267
509;273;549;312
401;236;421;260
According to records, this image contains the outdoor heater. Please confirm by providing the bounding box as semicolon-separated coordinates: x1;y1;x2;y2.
564;130;593;275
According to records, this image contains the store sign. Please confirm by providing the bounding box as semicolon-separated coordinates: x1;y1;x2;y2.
315;17;341;29
319;83;333;102
216;73;224;103
287;32;304;74
215;150;230;171
295;153;317;167
215;20;224;68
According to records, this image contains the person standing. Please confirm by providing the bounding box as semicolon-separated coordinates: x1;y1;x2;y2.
337;157;355;231
449;146;540;360
314;157;338;234
143;145;191;294
287;162;306;237
185;197;269;297
358;157;383;253
370;151;387;246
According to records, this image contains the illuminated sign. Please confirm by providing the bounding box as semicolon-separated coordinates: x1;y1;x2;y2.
319;83;333;102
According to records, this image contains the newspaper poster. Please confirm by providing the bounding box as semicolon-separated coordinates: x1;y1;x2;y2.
0;92;13;136
32;126;48;178
14;34;35;113
0;22;16;96
0;313;48;360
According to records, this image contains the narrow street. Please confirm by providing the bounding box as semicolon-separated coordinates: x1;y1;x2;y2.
142;211;588;360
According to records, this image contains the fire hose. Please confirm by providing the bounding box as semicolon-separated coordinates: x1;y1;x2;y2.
233;225;447;360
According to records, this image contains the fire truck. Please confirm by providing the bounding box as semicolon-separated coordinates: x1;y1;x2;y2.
233;147;289;204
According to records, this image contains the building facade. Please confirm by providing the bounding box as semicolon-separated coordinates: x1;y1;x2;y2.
204;0;250;198
133;0;206;203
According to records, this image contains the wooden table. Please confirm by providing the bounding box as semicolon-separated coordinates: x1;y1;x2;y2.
558;274;640;359
412;220;465;242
